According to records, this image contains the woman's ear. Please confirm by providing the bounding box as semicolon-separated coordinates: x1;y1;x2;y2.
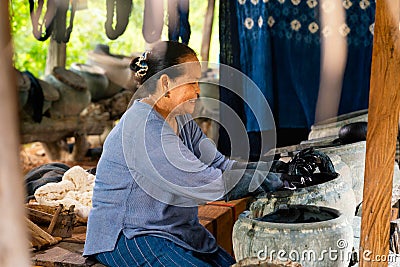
160;74;169;93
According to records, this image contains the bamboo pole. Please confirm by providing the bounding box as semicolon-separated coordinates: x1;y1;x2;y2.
359;0;400;265
0;2;30;267
200;0;216;69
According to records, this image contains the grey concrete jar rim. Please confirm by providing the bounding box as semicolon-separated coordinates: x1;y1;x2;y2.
70;63;107;76
49;67;87;91
239;205;346;230
312;109;368;128
261;173;343;199
319;140;366;154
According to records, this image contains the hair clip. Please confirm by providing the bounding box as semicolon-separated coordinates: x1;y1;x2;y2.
135;51;150;78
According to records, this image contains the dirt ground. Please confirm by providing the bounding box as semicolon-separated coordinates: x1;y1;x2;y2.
20;142;99;175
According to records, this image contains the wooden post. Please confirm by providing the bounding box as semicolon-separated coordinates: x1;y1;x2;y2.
44;0;68;75
359;0;400;265
45;40;66;75
0;2;30;267
201;0;215;69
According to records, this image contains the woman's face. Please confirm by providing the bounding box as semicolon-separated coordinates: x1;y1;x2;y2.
165;57;201;115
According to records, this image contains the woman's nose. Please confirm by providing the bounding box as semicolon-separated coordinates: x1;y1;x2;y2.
194;83;200;94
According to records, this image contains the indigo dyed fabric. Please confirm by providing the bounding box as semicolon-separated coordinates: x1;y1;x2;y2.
168;0;191;44
235;1;274;132
95;234;236;267
339;0;375;115
220;0;375;132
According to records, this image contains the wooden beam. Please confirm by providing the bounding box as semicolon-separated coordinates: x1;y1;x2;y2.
0;2;30;267
200;0;216;68
45;40;66;75
45;0;68;75
360;0;400;265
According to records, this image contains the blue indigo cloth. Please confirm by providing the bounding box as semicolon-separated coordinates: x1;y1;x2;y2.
84;100;236;256
236;1;274;132
220;0;375;132
168;0;191;44
95;233;236;267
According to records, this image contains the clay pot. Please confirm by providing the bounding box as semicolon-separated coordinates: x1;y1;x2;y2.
233;205;353;267
44;67;91;118
70;63;109;101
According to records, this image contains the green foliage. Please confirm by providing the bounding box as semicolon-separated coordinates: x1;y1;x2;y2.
10;0;219;78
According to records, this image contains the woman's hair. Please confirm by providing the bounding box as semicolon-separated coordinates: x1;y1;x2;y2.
130;41;197;94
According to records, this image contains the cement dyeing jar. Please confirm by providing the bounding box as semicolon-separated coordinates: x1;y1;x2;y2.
317;141;400;205
250;156;356;223
233;206;353;267
44;67;91;119
70;63;109;101
308;109;368;140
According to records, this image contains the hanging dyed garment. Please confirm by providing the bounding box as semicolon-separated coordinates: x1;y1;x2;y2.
338;0;375;115
219;0;375;158
235;0;274;132
168;0;191;44
234;0;375;128
218;0;246;158
142;0;164;43
105;0;133;40
260;0;322;128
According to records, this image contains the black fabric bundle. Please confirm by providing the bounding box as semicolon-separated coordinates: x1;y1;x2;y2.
23;71;44;123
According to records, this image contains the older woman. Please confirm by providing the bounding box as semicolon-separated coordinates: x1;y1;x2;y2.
83;41;283;266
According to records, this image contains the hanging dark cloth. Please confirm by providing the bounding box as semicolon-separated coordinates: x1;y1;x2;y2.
142;0;164;43
54;0;77;43
264;0;322;128
23;71;44;123
29;0;56;41
218;0;245;158
168;0;191;44
105;0;133;40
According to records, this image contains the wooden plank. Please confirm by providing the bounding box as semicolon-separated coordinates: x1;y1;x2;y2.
359;0;400;265
32;246;87;267
0;2;30;267
198;204;234;255
207;197;252;221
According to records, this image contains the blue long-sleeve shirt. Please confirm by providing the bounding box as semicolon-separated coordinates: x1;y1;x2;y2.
83;100;235;256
